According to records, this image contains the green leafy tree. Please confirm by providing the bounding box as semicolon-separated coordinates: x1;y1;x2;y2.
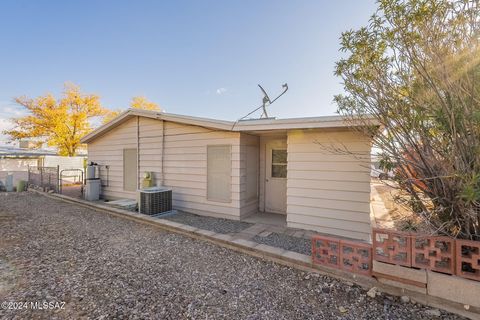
335;0;480;239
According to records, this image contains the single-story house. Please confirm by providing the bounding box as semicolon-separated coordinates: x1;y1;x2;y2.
81;109;375;241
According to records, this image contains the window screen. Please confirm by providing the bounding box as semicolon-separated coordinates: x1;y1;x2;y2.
271;149;287;178
207;145;232;202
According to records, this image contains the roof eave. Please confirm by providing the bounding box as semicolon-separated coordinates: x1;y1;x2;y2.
235;115;379;131
80;109;379;144
81;109;136;144
80;109;236;144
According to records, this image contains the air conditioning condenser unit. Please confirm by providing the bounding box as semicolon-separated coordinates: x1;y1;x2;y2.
138;186;173;215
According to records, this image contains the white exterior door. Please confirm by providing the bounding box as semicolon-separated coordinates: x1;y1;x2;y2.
265;140;287;214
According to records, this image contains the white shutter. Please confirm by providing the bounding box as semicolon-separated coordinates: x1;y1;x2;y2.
123;148;138;191
207;145;231;202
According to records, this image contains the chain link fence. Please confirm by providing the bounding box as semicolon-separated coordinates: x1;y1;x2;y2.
27;166;60;192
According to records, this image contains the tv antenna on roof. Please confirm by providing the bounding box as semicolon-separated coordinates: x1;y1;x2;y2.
238;83;289;121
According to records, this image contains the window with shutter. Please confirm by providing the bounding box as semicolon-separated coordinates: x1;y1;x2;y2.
207;145;232;202
123;148;138;191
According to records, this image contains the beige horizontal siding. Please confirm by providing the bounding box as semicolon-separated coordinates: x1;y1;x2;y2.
290;161;369;172
138;117;163;189
164;121;242;216
239;133;259;217
87;117;243;218
286;129;372;241
288;170;370;181
287;221;370;240
287;205;370;223
287;178;370;193
88;117;138;199
287;187;369;202
288;152;371;162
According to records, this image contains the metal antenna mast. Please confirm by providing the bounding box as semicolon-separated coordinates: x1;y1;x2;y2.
258;85;271;118
237;83;289;121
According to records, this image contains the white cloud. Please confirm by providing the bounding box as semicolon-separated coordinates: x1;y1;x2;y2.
216;87;227;95
0;118;13;145
3;106;24;116
0;101;25;145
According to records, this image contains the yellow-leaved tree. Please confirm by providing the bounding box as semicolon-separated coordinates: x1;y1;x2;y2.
102;96;161;124
4;83;106;156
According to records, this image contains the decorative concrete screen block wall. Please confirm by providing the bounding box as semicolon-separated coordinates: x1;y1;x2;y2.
372;228;480;282
312;236;340;268
456;239;480;281
312;230;480;318
312;235;373;276
340;240;373;276
372;228;412;267
412;235;455;275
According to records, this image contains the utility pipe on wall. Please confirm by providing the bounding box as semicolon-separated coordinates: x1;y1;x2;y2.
137;116;140;189
161;120;165;186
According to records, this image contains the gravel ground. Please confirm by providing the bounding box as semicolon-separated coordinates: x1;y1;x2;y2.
0;192;466;320
159;211;253;234
252;233;312;255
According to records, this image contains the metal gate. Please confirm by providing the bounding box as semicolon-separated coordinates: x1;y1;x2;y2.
27;166;60;192
59;168;84;198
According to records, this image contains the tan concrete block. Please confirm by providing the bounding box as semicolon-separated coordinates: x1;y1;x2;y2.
373;260;427;284
176;224;198;233
157;219;185;229
256;244;286;256
140;216;158;224
211;233;234;242
281;251;311;265
230;238;259;249
377;277;427;294
427;270;480;308
194;229;216;237
257;230;272;237
233;232;255;240
241;225;267;235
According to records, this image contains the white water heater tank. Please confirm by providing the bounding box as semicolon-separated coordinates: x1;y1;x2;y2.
86;164;99;180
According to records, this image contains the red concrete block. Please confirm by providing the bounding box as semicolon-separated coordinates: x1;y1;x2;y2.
372;228;412;267
340;240;372;276
311;236;340;269
456;239;480;281
412;235;455;274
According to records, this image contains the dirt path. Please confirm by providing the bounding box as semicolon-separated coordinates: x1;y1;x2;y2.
0;192;463;319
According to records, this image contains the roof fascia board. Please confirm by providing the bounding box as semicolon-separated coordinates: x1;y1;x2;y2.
81;108;378;143
81;109;134;143
81;109;235;143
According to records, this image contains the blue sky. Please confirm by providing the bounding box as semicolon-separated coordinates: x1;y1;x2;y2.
0;1;376;143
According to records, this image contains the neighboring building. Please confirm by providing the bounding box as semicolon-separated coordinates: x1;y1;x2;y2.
0;146;55;186
81;109;375;241
0;145;86;186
